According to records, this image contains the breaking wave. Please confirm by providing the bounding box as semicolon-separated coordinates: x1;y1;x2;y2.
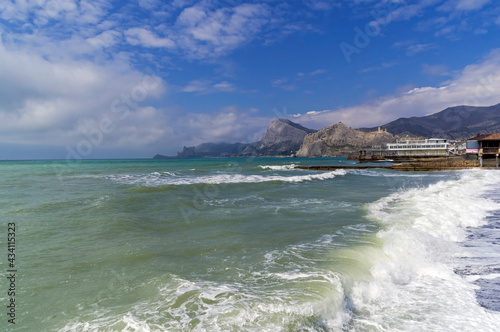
107;169;346;187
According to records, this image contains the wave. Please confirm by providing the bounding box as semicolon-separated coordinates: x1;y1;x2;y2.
258;164;298;170
60;272;348;332
344;168;432;177
346;170;500;330
108;169;346;187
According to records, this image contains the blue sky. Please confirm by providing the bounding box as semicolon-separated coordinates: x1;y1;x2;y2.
1;0;500;159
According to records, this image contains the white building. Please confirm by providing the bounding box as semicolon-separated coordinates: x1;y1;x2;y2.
386;138;449;156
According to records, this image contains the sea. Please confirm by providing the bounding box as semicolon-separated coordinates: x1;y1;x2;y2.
1;157;500;331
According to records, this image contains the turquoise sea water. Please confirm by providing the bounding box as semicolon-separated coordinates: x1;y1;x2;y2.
1;157;500;331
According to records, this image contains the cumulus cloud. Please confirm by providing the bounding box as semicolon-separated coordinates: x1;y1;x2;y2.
0;37;269;158
293;49;500;129
170;106;270;147
171;2;272;59
0;0;108;29
0;40;167;151
86;30;121;48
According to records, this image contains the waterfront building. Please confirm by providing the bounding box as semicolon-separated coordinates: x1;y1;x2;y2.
387;138;449;156
468;133;500;167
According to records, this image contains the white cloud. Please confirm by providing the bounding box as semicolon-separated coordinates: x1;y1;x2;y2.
125;28;175;48
422;64;450;76
0;40;167;150
309;69;327;76
406;43;438;55
293;49;500;129
304;0;339;11
213;81;236;92
271;78;297;91
86;30;121;48
175;106;269;145
173;2;271;58
176;6;207;26
359;62;397;73
181;79;236;94
138;0;161;10
0;0;107;27
439;0;491;11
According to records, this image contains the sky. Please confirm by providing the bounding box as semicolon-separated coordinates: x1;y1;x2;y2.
1;0;500;159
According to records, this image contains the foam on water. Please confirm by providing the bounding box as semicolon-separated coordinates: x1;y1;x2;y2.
344;168;434;178
107;169;346;187
60;273;349;331
58;224;367;332
345;170;500;331
258;164;298;170
457;186;500;312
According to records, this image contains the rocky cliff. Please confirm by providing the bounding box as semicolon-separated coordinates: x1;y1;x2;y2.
243;118;316;156
359;103;500;139
296;122;395;157
153;118;316;158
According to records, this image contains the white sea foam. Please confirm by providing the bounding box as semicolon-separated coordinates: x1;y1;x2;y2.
346;170;500;331
258;164;298;170
345;168;430;177
108;169;346;187
60;273;348;331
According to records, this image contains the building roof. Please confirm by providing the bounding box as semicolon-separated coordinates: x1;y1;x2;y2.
471;133;500;141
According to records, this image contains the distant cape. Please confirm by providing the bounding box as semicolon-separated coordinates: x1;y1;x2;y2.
153;118;315;159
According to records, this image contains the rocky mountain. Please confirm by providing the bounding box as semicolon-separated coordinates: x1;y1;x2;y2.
154;118;315;158
359;103;500;139
243;118;316;156
296;122;395;157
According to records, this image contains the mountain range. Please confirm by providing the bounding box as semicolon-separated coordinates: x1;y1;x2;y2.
154;103;500;159
359;103;500;139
